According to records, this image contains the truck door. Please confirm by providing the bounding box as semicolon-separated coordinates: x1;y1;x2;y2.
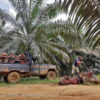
30;64;40;75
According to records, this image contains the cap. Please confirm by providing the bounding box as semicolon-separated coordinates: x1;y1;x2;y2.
78;56;83;60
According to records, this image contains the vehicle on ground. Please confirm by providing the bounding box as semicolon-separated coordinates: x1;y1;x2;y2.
0;60;57;83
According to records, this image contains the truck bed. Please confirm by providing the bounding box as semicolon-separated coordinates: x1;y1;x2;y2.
0;64;29;73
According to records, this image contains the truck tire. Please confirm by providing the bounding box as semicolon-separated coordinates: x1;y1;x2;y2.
7;72;21;83
47;71;56;80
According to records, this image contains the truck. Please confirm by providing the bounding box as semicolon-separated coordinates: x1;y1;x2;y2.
0;63;57;83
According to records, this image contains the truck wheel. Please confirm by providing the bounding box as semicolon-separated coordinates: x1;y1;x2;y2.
7;72;21;83
39;76;46;80
47;71;56;80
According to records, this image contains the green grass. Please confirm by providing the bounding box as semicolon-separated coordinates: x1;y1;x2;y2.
19;77;59;84
0;77;59;87
0;82;12;87
96;75;100;80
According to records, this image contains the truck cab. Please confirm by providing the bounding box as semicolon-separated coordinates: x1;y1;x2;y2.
30;64;57;80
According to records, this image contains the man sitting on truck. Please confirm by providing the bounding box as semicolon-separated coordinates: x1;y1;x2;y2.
24;52;33;66
71;56;84;77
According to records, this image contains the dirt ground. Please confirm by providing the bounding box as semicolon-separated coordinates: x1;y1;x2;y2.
0;84;100;100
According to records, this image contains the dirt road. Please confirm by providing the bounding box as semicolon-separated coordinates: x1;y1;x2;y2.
0;84;100;100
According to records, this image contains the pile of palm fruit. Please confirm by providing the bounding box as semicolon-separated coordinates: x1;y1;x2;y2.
59;71;100;85
0;53;27;64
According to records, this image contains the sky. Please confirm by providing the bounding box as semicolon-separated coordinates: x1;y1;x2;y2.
0;0;10;10
0;0;67;21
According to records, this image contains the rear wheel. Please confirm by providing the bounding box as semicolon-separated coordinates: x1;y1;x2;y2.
47;71;56;80
7;72;21;83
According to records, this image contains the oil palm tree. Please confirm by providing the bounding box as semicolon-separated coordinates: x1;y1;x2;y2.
0;0;82;67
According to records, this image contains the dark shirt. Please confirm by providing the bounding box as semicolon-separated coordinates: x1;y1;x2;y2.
24;52;32;66
73;58;80;67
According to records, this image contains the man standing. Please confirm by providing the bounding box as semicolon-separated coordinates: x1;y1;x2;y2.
71;56;84;77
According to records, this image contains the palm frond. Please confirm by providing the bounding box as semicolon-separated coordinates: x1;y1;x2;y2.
32;2;62;26
0;9;18;26
0;39;22;54
9;0;28;14
43;20;82;48
59;0;100;48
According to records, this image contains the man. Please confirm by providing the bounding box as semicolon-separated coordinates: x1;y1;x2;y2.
24;52;32;66
71;56;84;77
